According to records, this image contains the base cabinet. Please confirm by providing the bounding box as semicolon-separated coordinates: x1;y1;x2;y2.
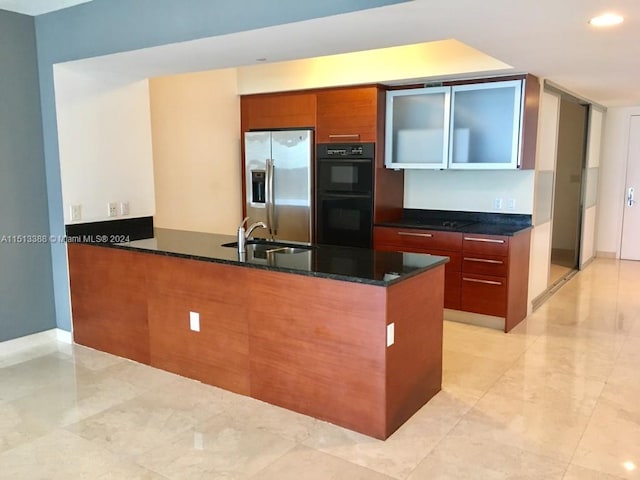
373;226;462;310
374;226;531;331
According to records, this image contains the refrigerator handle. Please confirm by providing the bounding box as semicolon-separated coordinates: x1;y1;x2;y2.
268;159;277;237
265;159;272;236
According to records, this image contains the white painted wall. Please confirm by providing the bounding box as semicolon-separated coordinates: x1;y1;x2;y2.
149;69;241;235
54;65;155;223
404;169;534;213
597;105;640;257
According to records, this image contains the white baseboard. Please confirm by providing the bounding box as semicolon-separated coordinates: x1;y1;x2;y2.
56;328;72;344
0;328;72;352
596;251;617;259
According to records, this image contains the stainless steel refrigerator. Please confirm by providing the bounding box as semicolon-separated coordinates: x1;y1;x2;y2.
244;130;313;242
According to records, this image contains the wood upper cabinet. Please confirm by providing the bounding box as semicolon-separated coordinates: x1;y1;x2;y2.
316;86;380;143
241;91;316;131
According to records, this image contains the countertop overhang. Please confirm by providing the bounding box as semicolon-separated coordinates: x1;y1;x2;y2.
103;228;448;286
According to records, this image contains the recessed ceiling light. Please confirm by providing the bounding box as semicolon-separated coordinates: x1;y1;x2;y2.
589;13;624;27
623;461;637;472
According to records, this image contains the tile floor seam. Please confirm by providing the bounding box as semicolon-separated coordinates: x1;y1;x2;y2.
400;390;483;480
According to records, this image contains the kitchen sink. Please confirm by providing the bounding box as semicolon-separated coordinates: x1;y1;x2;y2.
221;239;313;255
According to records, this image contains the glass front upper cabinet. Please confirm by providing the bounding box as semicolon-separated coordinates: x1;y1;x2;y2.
384;79;525;170
449;80;523;169
385;87;451;169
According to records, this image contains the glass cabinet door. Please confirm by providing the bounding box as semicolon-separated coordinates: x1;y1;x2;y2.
385;87;450;169
449;80;523;169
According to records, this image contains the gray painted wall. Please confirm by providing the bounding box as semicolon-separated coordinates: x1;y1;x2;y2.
34;0;409;332
0;10;56;342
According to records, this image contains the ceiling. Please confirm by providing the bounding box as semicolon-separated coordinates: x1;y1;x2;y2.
8;0;640;106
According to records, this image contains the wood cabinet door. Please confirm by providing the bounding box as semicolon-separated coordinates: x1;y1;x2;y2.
316;86;379;143
241;92;316;131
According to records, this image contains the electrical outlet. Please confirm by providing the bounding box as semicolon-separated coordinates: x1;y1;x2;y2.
494;197;503;210
107;202;118;217
120;201;130;216
70;204;82;221
386;323;395;347
507;198;516;210
189;311;200;332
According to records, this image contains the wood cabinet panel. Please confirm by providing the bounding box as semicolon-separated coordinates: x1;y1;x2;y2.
444;272;461;310
68;244;150;364
316;86;379;143
386;265;444;435
505;230;532;332
247;269;388;438
461;273;507;317
520;74;540;170
241;92;316;131
146;256;250;395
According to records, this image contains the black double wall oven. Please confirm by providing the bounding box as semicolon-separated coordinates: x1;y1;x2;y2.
316;143;374;248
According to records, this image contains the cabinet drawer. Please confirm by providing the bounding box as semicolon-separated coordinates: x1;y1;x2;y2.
462;234;509;256
374;226;462;252
461;273;507;317
462;254;508;276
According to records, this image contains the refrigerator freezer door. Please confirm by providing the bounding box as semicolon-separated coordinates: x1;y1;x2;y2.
271;130;313;242
244;131;271;235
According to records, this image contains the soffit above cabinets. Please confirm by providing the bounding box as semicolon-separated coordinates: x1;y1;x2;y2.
0;0;93;16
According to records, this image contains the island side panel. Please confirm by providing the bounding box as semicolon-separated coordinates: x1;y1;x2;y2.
146;255;251;395
68;243;150;364
505;229;532;332
247;269;388;439
386;265;444;437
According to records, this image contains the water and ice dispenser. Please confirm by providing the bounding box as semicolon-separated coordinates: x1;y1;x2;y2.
251;170;266;204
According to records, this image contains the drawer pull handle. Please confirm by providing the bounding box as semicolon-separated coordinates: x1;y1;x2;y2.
464;257;504;265
463;277;503;286
328;134;360;139
397;232;433;238
463;237;505;244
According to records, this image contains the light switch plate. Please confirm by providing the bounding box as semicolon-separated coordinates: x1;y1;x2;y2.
70;204;82;221
189;311;200;332
387;323;395;347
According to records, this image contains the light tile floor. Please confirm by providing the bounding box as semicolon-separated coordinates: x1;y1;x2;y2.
1;258;639;479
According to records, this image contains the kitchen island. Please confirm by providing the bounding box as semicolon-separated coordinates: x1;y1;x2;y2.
67;229;448;439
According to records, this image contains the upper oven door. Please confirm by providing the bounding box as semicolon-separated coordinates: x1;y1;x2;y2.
317;158;373;194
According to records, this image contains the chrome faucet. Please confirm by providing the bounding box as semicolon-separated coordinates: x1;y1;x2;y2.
237;216;267;253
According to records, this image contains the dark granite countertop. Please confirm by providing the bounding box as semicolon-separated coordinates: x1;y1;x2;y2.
105;228;448;286
377;209;532;236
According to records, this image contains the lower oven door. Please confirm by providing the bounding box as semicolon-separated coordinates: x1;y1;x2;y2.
317;193;373;248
